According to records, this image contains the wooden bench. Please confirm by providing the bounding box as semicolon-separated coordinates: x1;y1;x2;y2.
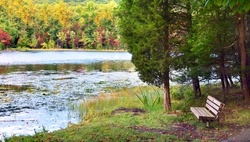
190;95;225;127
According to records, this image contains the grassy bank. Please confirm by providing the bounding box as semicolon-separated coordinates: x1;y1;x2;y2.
6;85;250;141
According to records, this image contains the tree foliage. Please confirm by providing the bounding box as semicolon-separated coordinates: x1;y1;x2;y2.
117;0;191;110
206;0;250;13
118;0;165;86
118;0;250;109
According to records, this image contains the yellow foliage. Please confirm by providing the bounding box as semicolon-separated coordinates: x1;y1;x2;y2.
53;1;73;27
0;0;118;31
94;2;117;27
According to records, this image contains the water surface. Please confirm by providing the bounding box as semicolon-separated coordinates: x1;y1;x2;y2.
0;51;143;138
0;51;131;65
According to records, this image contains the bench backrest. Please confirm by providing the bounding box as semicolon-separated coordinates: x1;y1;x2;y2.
205;95;225;118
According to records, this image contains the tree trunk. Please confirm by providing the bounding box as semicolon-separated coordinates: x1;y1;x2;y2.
219;45;230;100
192;76;201;98
220;73;226;92
163;30;171;110
186;1;202;99
220;73;227;101
224;74;230;92
162;0;171;111
163;67;171;110
237;13;250;100
239;71;243;89
246;11;250;97
228;74;234;87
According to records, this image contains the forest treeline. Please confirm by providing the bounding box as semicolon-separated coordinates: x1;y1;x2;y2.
0;0;121;50
117;0;250;110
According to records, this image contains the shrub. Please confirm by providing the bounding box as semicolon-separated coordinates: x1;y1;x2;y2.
0;43;5;50
0;28;12;48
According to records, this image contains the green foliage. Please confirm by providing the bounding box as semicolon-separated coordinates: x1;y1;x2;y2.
174;0;238;89
117;0;190;86
0;43;5;50
117;0;162;85
17;30;30;48
48;39;55;48
0;11;19;41
170;85;195;111
206;0;250;13
136;87;162;110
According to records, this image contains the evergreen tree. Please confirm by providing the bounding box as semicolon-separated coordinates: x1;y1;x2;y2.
117;0;188;110
206;0;250;100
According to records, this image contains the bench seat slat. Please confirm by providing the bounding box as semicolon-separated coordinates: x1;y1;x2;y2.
192;107;209;117
191;107;202;119
199;107;214;117
192;107;214;118
191;107;215;120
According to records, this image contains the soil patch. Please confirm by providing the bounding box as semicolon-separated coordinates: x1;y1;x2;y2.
129;123;201;140
111;107;147;115
110;122;250;141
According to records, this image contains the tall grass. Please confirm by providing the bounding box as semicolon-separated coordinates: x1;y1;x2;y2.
76;86;165;120
77;87;142;119
76;84;226;120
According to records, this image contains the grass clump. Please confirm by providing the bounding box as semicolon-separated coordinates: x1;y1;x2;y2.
135;87;162;110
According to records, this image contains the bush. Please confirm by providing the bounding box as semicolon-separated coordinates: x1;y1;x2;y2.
170;85;193;101
0;43;5;50
170;85;195;111
0;28;12;48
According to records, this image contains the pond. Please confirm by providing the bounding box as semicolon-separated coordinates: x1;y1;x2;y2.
0;51;144;138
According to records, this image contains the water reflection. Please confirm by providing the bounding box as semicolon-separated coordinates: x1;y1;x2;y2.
0;61;134;74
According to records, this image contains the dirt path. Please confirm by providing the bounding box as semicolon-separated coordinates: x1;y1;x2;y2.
222;128;250;142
